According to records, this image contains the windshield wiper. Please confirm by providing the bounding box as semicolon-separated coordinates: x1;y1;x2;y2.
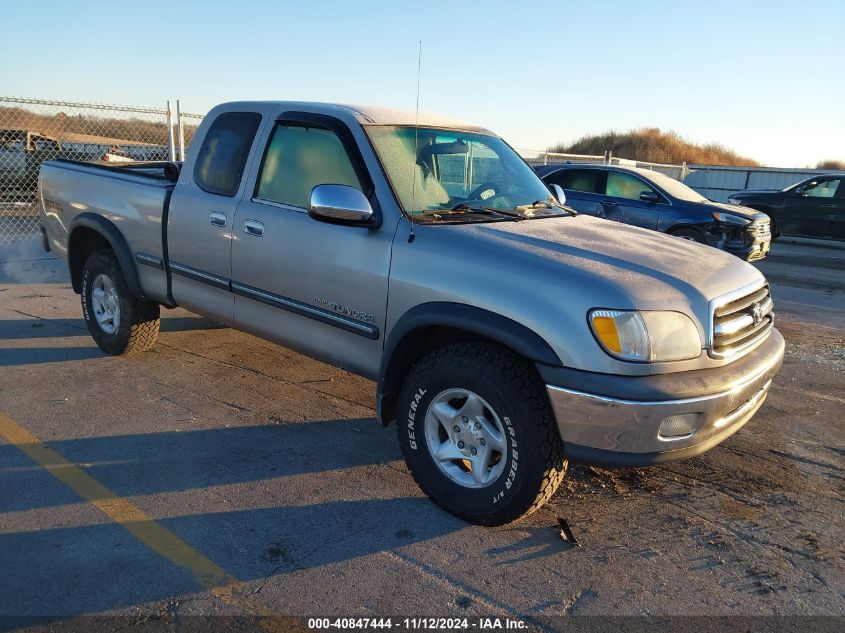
521;199;577;216
444;203;527;220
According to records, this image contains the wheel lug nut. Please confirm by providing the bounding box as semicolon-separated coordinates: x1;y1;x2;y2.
453;425;460;433
474;421;481;430
461;416;468;424
479;438;486;446
470;447;477;455
457;441;465;449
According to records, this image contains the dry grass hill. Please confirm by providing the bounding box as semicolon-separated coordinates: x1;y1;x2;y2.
549;128;761;166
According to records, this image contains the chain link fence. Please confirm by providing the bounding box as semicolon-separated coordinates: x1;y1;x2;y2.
519;149;689;180
0;96;204;247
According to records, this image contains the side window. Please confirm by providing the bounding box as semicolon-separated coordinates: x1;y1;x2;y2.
548;169;602;194
606;171;656;200
256;124;363;209
194;112;261;197
804;179;840;198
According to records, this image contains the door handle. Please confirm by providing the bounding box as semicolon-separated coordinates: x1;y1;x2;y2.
243;219;264;237
602;200;618;206
209;211;227;227
821;203;835;208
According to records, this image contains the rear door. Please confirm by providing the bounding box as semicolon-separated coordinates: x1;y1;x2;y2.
543;168;608;217
166;111;263;324
230;113;392;378
603;170;664;230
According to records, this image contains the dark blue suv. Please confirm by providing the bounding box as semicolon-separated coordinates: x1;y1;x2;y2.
536;164;772;261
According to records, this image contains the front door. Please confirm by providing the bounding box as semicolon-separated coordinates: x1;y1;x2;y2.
230;116;392;378
603;170;664;230
790;177;844;238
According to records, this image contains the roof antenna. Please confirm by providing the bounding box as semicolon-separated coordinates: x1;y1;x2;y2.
408;40;422;243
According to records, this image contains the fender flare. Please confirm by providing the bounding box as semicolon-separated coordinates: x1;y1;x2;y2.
68;213;145;299
376;302;561;422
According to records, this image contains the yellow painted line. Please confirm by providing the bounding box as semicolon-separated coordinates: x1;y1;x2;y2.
0;413;300;632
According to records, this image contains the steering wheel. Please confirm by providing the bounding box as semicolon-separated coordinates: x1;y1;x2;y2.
467;181;499;201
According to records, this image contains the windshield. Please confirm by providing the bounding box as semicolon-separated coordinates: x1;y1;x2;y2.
366;126;568;222
641;169;708;203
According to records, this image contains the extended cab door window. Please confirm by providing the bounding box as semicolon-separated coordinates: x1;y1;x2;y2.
194;112;262;197
255;124;363;208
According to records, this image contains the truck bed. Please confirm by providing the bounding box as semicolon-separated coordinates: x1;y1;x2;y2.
39;159;178;305
48;158;181;183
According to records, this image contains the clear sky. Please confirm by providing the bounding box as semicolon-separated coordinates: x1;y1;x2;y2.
2;0;842;167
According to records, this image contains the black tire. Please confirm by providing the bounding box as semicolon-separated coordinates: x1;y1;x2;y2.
670;227;706;244
81;249;160;355
396;342;567;526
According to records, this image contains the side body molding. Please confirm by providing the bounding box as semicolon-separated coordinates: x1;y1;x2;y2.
376;302;561;424
67;213;145;299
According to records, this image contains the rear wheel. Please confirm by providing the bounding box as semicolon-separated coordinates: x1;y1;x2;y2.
396;343;567;525
81;249;160;355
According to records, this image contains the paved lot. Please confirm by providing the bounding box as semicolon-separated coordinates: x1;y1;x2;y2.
0;238;842;629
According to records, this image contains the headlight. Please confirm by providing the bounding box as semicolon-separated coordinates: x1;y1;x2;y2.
712;211;750;225
589;309;702;362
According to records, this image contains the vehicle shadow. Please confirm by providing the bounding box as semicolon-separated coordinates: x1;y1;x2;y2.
0;497;464;621
0;418;398;513
0;346;104;366
0;419;467;621
0;316;224;341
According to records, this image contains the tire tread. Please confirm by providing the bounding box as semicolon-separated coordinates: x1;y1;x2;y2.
397;342;567;525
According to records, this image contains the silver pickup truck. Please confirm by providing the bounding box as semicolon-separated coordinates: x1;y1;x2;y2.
39;101;784;525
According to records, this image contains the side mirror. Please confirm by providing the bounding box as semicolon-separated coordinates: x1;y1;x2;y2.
794;182;815;195
549;183;566;205
639;190;660;203
309;184;375;226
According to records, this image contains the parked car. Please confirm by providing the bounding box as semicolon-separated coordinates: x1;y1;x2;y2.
0;128;61;197
535;164;772;261
728;174;845;240
39;101;784;525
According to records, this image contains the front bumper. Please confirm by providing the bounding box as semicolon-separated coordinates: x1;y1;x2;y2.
542;329;784;466
708;219;772;261
723;239;770;262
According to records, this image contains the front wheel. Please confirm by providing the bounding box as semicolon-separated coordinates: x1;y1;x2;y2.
81;249;160;355
670;227;707;244
397;343;567;525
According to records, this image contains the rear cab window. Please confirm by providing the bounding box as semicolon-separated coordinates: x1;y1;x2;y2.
194;112;262;197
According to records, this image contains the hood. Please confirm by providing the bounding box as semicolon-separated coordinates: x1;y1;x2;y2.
700;200;765;220
449;215;763;309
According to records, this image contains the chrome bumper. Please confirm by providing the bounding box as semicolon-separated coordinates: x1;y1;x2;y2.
546;331;784;466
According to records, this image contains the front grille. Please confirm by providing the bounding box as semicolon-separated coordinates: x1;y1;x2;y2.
710;283;774;358
747;218;771;241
